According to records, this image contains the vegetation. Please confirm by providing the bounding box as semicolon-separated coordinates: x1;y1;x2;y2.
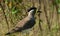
0;0;60;36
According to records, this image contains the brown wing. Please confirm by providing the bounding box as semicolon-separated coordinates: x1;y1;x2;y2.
15;17;31;28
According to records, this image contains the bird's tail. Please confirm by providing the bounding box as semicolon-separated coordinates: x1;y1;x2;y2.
5;27;23;35
5;32;11;35
5;29;16;35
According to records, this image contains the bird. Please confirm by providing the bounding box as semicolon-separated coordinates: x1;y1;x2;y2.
5;7;37;35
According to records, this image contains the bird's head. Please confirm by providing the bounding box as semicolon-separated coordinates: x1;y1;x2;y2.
27;7;37;15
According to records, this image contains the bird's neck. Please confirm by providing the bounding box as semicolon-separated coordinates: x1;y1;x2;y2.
28;11;34;18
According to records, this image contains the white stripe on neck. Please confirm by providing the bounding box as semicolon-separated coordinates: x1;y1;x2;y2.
28;10;34;16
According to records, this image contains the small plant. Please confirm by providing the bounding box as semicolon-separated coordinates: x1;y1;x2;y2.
58;8;60;14
11;7;18;14
55;0;60;14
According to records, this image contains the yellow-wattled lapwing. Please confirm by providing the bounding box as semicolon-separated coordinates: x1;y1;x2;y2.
5;7;37;35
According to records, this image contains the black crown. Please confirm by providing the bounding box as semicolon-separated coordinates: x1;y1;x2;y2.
28;7;37;12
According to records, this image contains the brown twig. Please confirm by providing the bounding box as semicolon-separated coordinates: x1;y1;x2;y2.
43;0;51;31
0;2;9;31
38;0;42;31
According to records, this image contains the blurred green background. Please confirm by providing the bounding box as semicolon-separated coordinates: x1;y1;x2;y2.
0;0;60;36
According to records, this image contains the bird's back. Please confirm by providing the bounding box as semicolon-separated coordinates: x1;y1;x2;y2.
15;16;34;28
10;16;35;32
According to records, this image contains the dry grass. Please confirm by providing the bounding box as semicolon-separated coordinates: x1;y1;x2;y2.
0;0;60;36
